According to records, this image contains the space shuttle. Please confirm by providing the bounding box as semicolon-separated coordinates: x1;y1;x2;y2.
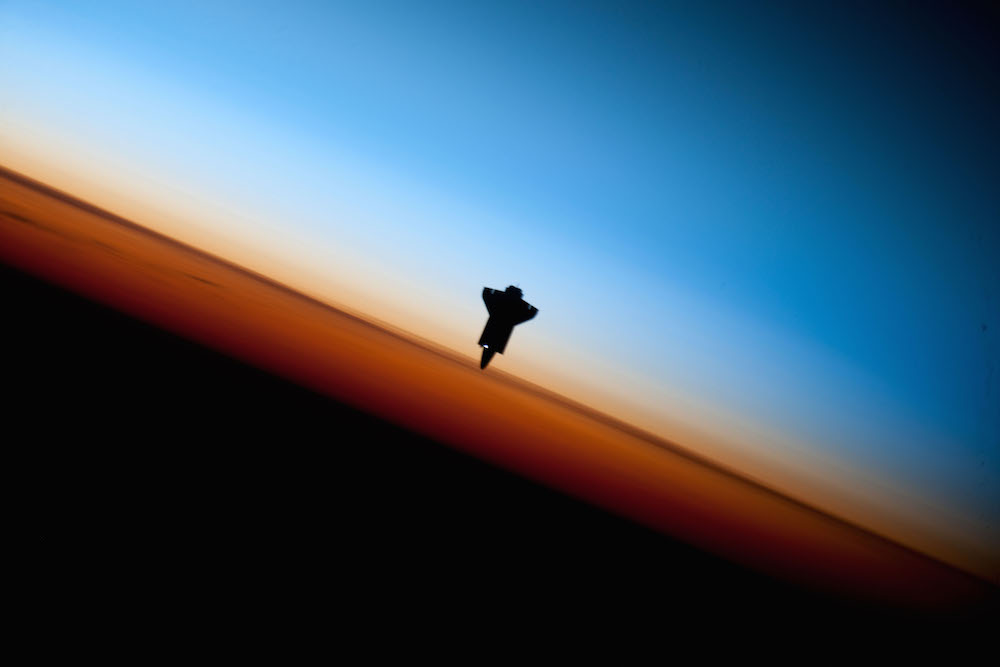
478;285;538;369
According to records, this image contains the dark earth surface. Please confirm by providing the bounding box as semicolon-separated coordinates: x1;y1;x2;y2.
7;261;994;634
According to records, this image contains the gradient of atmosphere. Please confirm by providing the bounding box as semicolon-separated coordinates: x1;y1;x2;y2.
2;1;998;585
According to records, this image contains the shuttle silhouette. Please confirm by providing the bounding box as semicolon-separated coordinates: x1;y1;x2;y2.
478;285;538;369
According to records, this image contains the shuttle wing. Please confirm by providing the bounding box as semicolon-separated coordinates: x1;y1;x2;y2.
482;287;501;314
513;302;538;325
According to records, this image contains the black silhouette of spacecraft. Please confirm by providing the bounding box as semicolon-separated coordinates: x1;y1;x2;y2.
478;285;538;369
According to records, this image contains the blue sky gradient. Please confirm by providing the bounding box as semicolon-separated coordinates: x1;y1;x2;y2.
2;1;997;576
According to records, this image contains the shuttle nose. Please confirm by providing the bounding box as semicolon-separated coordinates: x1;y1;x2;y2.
480;347;496;369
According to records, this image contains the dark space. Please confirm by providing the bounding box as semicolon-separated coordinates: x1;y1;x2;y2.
6;261;992;631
